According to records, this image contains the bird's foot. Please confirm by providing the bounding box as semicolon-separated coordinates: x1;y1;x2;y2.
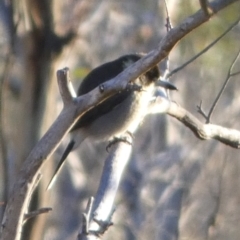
106;132;133;152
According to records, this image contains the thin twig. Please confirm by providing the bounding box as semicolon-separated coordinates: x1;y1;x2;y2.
81;214;88;235
163;0;172;32
81;197;94;234
206;48;240;123
230;70;240;77
167;17;240;78
197;100;208;119
24;208;52;222
199;0;212;16
162;0;172;97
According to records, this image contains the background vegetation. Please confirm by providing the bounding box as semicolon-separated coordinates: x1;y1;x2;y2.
0;0;240;239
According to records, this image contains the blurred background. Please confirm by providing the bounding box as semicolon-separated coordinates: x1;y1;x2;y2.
0;0;240;239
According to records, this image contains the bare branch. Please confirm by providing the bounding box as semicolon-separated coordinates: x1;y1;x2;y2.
165;99;240;148
78;139;132;239
230;70;240;77
1;69;129;240
24;208;52;222
206;48;240;123
163;0;172;32
146;95;240;148
81;197;94;235
57;67;77;105
199;0;212;16
162;0;172;82
197;100;209;119
167;17;240;78
85;197;94;222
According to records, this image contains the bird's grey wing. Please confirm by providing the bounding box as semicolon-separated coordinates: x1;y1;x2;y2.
71;90;131;130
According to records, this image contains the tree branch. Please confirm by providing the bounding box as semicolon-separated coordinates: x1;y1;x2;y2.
167;16;240;78
199;0;212;16
24;208;52;222
149;95;240;148
78;138;132;239
167;99;240;148
0;68;134;240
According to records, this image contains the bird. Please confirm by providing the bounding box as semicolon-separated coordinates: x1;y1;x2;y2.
47;53;177;189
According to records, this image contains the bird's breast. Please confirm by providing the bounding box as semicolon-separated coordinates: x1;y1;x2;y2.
82;83;155;141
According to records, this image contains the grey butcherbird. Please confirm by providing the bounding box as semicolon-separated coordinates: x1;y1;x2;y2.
47;53;177;189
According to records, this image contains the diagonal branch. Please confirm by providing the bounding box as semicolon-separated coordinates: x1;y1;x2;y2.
1;69;131;240
167;16;240;78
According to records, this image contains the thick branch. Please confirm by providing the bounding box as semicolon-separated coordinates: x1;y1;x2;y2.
0;68;134;240
78;138;132;239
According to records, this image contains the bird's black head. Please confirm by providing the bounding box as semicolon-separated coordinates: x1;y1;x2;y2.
120;53;160;85
120;53;177;90
73;53;176;132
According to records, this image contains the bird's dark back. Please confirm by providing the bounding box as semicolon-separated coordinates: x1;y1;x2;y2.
77;54;143;95
71;54;159;130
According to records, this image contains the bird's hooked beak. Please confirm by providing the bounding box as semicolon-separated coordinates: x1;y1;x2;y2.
156;78;177;91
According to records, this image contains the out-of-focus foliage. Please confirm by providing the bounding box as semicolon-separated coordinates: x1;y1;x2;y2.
0;0;240;240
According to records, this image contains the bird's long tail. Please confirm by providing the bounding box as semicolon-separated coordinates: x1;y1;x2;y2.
47;140;75;190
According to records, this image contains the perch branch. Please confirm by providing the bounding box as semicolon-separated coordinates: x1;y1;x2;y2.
24;208;52;222
0;68;135;240
78;137;132;239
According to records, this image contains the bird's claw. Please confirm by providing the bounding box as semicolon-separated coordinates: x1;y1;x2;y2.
106;133;133;152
